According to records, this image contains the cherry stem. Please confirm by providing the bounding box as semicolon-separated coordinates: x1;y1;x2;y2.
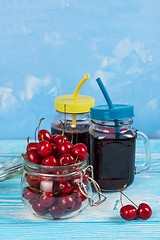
74;156;79;163
118;189;138;209
120;184;127;207
34;118;45;142
27;137;29;144
62;104;67;143
71;133;73;144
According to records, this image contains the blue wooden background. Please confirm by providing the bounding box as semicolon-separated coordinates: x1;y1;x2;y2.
0;139;160;239
0;0;160;139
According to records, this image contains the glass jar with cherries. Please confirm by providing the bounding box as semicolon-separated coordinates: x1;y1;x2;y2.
21;124;106;220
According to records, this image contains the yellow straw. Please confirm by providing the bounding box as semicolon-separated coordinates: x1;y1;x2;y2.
72;74;90;128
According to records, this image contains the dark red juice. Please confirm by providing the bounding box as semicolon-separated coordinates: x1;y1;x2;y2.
51;124;90;150
90;131;136;191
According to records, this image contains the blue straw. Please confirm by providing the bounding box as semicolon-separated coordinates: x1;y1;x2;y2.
96;78;120;133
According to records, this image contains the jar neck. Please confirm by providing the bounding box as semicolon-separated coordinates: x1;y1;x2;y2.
91;118;133;132
23;155;88;176
56;111;90;121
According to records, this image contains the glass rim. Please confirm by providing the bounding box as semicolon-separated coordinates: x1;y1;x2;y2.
23;154;89;173
91;118;133;126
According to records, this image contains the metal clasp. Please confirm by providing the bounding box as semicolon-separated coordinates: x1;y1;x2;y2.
78;165;107;206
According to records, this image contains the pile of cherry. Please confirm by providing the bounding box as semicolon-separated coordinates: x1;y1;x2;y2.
22;126;89;219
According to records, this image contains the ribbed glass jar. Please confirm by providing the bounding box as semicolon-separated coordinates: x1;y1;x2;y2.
21;155;92;220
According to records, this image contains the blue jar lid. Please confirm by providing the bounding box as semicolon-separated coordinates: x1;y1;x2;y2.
90;104;134;120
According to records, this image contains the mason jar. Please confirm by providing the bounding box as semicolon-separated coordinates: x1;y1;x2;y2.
51;74;95;150
21;155;106;220
89;104;151;191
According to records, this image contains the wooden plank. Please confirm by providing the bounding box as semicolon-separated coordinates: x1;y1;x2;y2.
0;222;160;239
0;171;159;223
0;139;160;239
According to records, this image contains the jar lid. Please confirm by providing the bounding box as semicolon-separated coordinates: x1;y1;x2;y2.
55;94;95;113
90;104;134;120
54;74;95;114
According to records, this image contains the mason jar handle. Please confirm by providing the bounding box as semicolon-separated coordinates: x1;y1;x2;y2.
135;131;151;174
78;165;107;206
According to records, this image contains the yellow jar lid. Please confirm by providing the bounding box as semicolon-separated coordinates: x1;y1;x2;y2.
55;94;95;113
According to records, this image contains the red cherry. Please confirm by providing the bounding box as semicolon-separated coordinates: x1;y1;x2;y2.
71;143;88;161
32;201;48;215
29;198;37;205
22;187;37;200
58;153;75;166
120;205;137;221
49;204;65;218
137;203;152;220
25;174;40;188
37;140;52;157
27;149;41;164
41;156;58;166
38;129;53;143
72;172;90;186
39;192;55;208
55;169;70;183
26;142;38;152
57;141;74;155
54;135;68;145
71;198;82;212
50;143;58;156
58;181;73;194
52;134;59;142
71;186;86;202
83;172;90;185
58;194;75;211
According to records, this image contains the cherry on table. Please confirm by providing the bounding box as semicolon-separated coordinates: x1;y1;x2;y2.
58;153;75;166
137;203;152;220
54;135;68;145
71;143;88;161
39;192;55;208
120;205;137;221
58;194;75;211
41;156;58;166
27;149;41;164
37;140;52;157
57;141;74;155
38;129;53;143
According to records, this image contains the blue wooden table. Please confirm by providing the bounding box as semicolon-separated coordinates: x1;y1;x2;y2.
0;139;160;239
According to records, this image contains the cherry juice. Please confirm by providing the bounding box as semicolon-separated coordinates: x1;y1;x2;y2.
90;131;136;191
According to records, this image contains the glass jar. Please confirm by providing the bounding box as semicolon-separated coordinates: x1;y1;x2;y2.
51;74;95;150
51;112;91;149
21;155;106;220
89;105;151;191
